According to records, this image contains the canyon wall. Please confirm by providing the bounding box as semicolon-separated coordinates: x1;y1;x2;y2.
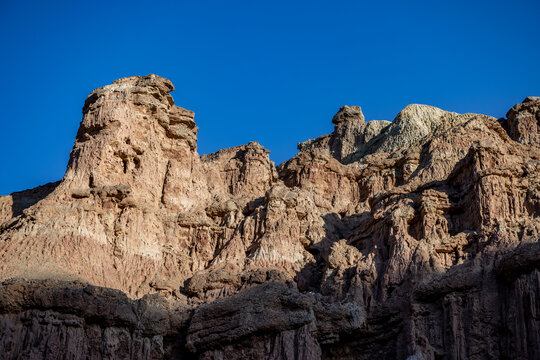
0;75;538;359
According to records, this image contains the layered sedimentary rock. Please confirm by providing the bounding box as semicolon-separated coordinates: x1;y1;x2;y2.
0;75;538;359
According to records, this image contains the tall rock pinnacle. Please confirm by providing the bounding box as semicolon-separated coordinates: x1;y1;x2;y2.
64;74;201;210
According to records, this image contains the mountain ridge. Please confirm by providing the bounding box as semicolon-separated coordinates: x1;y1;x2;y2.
0;74;538;359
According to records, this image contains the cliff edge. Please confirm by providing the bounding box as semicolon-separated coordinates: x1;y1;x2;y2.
0;75;538;359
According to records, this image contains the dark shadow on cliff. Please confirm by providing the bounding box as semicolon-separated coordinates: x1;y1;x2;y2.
9;181;59;217
296;212;368;293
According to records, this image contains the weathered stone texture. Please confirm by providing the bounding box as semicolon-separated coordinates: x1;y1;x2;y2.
0;75;538;359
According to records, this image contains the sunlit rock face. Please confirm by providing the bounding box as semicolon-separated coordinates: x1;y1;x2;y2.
0;75;538;359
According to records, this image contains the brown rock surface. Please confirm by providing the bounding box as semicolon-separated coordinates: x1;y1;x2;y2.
0;75;538;359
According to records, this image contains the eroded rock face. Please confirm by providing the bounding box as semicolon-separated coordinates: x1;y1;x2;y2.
507;96;540;146
0;75;538;359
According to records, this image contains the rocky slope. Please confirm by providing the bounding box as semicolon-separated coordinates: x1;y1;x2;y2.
0;75;538;359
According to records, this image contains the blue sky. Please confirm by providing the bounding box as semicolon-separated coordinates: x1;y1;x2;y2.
1;0;539;195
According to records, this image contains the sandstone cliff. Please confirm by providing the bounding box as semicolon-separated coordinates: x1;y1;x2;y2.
0;75;538;359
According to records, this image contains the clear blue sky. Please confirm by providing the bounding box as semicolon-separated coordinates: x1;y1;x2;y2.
1;0;539;195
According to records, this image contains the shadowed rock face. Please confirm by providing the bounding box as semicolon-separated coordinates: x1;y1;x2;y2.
0;75;539;359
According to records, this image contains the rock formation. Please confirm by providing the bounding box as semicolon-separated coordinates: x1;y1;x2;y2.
0;75;538;359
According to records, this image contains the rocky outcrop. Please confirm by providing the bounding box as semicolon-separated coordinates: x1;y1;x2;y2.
186;282;364;359
0;278;191;360
506;96;540;146
0;75;291;298
0;75;538;359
